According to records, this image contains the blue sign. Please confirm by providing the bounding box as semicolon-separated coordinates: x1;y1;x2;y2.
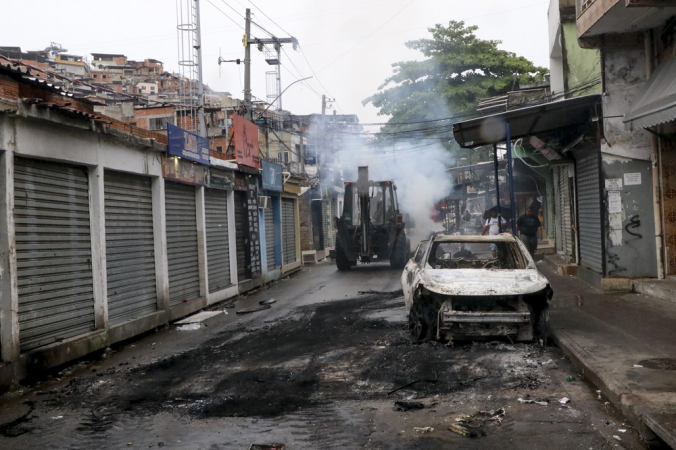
167;123;210;165
262;160;283;192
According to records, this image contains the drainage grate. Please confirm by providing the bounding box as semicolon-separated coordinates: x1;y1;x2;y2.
637;358;676;371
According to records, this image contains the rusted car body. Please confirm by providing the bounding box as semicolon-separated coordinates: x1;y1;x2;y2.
401;233;552;343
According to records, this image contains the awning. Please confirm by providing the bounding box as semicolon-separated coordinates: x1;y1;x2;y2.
624;56;676;130
453;94;602;148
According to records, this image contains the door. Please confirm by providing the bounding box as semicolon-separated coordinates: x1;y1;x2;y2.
164;181;200;306
282;198;297;265
311;200;324;250
14;157;95;352
104;170;157;324
661;138;676;274
575;150;604;274
205;188;231;293
558;167;574;259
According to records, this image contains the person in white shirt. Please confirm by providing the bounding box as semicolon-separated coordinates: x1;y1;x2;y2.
482;209;506;258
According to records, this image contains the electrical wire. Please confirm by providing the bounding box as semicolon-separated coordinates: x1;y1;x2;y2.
206;0;246;31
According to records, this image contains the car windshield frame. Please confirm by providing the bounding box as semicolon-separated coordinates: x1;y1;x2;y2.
425;239;529;270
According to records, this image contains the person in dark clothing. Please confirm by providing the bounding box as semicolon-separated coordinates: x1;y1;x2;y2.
516;207;542;257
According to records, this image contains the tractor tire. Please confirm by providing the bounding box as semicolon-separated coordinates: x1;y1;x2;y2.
336;240;352;271
390;232;408;269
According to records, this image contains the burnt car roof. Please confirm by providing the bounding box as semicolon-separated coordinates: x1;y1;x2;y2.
431;233;517;243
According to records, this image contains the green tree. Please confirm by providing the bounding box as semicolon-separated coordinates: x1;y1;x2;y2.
363;21;548;160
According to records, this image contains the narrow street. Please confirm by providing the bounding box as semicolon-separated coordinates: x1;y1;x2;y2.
0;262;645;450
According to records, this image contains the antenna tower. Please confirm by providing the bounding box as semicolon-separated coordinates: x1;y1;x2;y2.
176;0;205;136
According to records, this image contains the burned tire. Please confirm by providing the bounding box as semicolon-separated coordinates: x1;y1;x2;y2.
408;301;436;343
336;240;352;271
390;232;408;269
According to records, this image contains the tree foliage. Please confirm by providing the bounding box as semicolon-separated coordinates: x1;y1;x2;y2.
363;21;548;159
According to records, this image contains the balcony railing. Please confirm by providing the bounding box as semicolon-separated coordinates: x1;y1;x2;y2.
577;0;596;15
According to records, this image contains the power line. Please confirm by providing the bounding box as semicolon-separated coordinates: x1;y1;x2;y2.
206;0;246;31
318;0;416;72
248;0;294;36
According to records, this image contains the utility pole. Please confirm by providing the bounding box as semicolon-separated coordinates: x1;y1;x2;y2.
243;8;252;120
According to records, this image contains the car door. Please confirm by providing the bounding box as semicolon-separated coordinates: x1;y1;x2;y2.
401;240;430;310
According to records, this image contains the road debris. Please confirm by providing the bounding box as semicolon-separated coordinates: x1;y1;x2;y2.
448;423;475;437
176;323;201;331
633;364;644;368
51;416;64;420
236;304;272;315
248;444;285;450
455;408;505;429
358;289;403;296
558;397;570;404
612;435;622;441
259;299;277;305
388;371;438;395
518;397;549;406
394;401;425;411
565;376;575;382
413;426;434;433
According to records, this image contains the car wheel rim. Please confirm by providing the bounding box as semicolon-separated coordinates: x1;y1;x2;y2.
409;303;424;340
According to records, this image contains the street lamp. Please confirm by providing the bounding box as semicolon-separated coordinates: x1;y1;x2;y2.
263;76;313;113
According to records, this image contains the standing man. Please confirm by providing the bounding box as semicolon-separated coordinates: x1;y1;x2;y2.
516;207;542;257
482;208;506;258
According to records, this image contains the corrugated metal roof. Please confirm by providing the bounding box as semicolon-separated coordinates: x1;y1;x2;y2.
453;94;602;148
624;55;676;130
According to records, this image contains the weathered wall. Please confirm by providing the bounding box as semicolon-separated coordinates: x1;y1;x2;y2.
299;194;313;252
601;33;652;160
602;155;657;277
562;21;602;96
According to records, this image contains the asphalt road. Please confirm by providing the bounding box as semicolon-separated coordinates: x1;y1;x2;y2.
0;261;647;449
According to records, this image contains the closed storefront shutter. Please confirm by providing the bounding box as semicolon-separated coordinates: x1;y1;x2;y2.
265;204;275;269
234;190;248;281
558;167;574;258
164;181;200;306
205;188;231;293
575;151;604;273
14;157;95;352
282;198;297;264
104;170;157;324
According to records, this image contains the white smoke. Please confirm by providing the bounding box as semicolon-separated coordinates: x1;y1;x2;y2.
320;131;456;248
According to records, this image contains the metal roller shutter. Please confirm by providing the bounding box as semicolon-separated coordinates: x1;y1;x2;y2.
104;171;157;324
558;167;574;258
265;205;275;269
234;191;248;281
575;151;604;273
14;157;95;352
205;188;231;293
282;198;296;264
165;181;200;306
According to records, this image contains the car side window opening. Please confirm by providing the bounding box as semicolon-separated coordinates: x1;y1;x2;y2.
413;240;430;264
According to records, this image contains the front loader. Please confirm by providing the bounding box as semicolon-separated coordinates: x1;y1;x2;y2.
335;166;409;270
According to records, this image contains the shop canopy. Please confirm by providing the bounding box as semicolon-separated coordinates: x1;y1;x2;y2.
452;94;602;148
624;56;676;130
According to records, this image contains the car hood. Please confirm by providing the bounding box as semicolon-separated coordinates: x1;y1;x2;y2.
419;268;548;296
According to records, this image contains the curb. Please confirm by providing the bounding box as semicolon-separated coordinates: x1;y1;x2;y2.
550;328;662;445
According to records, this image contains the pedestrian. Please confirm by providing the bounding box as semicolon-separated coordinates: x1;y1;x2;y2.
482;209;506;258
516;207;542;257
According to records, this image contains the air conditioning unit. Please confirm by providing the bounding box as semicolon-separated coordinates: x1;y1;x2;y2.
258;195;270;209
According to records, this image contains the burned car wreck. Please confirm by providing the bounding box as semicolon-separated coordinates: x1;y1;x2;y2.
401;233;552;344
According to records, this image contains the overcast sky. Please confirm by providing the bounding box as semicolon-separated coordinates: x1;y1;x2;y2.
2;0;550;126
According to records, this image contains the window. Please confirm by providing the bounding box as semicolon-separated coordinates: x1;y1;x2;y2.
149;117;173;130
216;146;223;153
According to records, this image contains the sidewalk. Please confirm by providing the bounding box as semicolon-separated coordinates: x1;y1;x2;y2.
541;256;676;448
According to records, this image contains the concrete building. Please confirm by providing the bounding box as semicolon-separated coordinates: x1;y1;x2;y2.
0;58;248;388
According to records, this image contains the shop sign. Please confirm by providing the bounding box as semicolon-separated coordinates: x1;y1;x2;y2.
166;123;210;165
262;160;283;192
207;168;235;190
233;115;260;169
162;154;206;185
